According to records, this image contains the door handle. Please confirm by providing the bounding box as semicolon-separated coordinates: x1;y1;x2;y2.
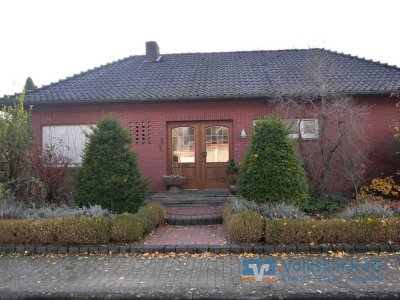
201;151;207;157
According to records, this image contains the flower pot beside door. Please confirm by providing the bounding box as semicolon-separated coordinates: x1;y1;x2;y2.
163;175;187;193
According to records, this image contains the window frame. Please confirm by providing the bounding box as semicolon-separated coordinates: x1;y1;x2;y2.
253;118;319;140
41;124;94;166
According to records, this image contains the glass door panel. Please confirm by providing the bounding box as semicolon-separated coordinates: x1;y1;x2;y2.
171;126;195;163
205;126;229;163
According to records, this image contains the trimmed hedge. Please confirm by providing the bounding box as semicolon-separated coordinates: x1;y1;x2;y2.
136;204;166;234
265;218;400;245
111;214;143;242
225;210;264;244
0;216;110;245
0;203;165;245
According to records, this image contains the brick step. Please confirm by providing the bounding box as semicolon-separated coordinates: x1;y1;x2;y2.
166;215;222;225
161;204;224;225
148;189;234;205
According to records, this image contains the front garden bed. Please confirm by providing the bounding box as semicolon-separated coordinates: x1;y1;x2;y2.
0;203;165;246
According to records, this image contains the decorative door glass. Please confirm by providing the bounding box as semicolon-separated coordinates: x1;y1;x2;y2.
171;127;195;163
205;126;229;163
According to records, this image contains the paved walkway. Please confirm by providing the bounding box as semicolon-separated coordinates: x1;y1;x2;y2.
0;253;399;299
144;224;227;245
164;205;222;217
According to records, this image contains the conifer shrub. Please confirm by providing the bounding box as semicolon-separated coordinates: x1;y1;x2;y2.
237;117;309;206
74;116;148;214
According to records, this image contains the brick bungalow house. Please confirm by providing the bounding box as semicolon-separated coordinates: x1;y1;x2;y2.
7;42;400;192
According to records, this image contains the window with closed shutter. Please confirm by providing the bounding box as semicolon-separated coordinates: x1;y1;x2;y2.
42;125;93;165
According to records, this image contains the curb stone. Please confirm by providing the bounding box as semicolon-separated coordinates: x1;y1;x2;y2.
0;242;398;255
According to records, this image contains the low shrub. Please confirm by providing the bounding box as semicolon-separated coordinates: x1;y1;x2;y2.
304;195;349;215
136;203;165;234
337;200;394;218
265;217;400;244
226;210;264;244
0;216;110;245
111;213;143;242
359;171;400;200
0;200;111;220
230;197;309;220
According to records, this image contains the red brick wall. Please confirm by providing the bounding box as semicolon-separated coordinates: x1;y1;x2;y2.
30;96;399;192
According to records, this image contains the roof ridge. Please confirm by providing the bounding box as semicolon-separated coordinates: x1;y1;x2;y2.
320;48;400;72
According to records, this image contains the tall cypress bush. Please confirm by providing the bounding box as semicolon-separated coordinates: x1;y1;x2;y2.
237;117;309;206
74;116;147;213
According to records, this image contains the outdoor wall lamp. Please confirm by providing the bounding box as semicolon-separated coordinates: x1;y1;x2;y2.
240;129;248;139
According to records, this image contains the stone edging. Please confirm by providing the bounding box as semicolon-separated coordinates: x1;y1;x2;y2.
0;243;399;255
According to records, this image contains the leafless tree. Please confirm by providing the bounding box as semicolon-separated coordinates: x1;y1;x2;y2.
270;51;370;198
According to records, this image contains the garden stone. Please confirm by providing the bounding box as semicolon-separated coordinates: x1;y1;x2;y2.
297;244;310;253
209;245;220;254
57;247;68;254
108;245;119;254
354;244;367;253
197;245;209;253
253;245;264;254
25;246;36;254
187;245;198;254
274;245;285;253
36;246;47;255
321;244;332;253
219;245;231;254
241;245;253;253
88;246;99;254
47;246;58;254
332;244;344;252
98;245;109;254
343;244;355;253
175;245;187;253
0;245;15;254
164;245;176;253
79;246;89;254
310;245;322;254
16;246;25;254
366;244;379;253
390;244;400;252
142;245;155;253
229;245;241;254
379;243;391;253
285;245;296;254
119;245;131;254
264;245;275;254
131;244;143;253
68;246;79;255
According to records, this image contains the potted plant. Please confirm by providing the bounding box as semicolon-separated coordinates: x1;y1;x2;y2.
226;159;239;194
163;163;187;193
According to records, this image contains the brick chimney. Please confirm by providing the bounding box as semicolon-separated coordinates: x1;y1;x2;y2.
145;41;160;62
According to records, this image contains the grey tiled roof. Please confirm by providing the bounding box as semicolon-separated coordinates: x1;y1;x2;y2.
5;48;400;105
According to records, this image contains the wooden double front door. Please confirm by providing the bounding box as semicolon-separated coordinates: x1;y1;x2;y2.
167;121;233;189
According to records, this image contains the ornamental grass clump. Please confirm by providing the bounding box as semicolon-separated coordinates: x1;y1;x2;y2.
337;200;394;219
237;117;309;206
230;197;310;220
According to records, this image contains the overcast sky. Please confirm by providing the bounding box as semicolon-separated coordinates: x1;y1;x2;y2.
1;0;399;96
